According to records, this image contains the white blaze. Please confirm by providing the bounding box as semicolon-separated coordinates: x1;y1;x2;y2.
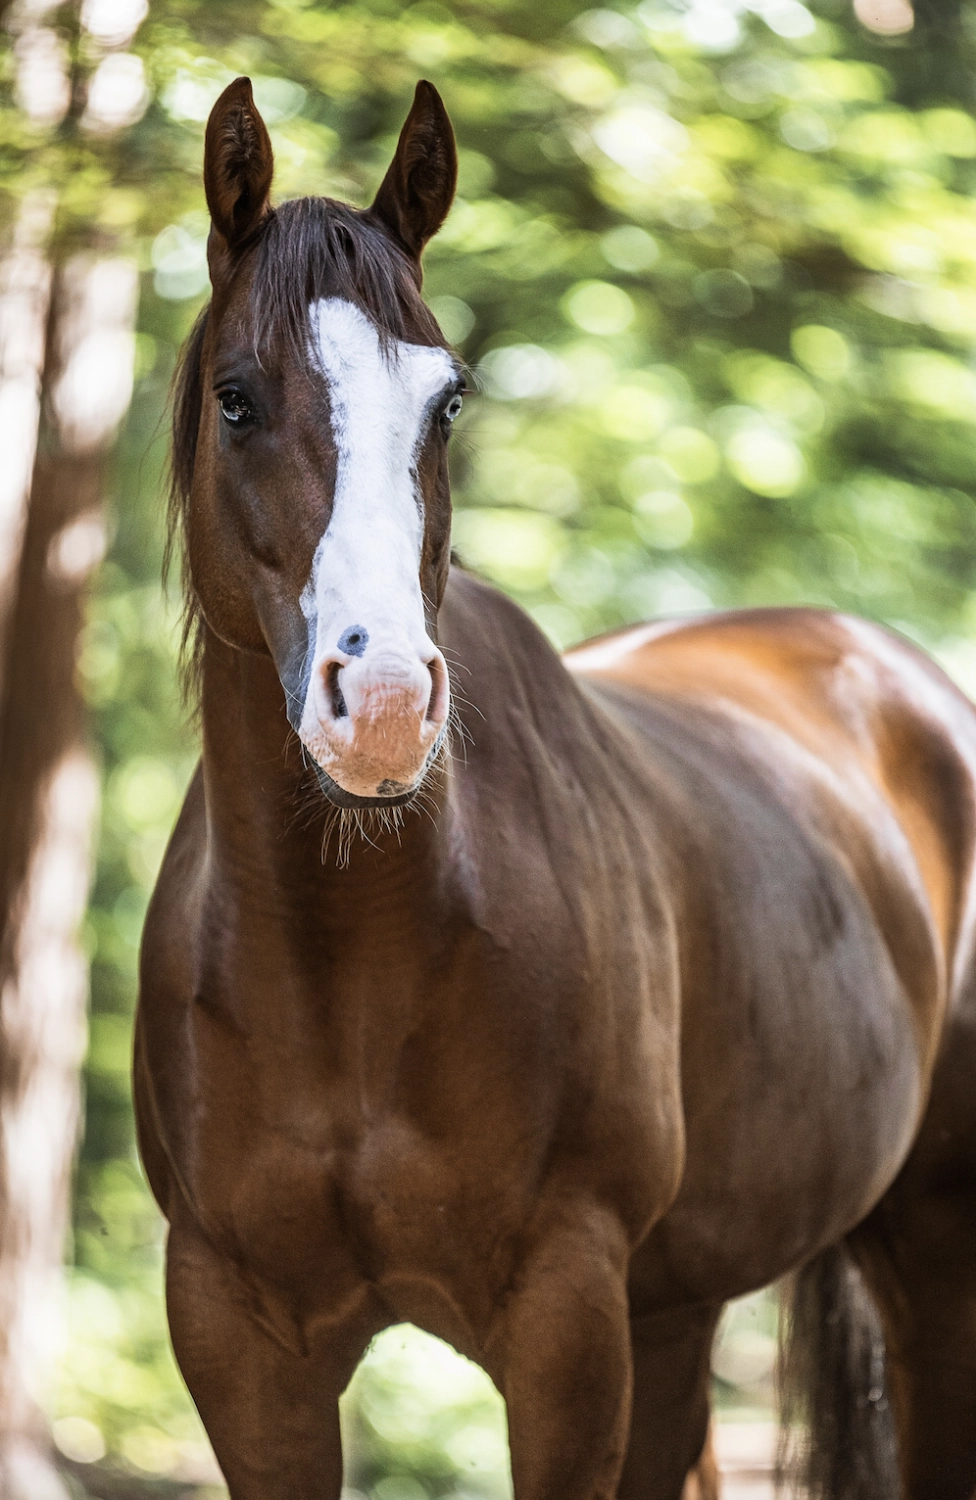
299;298;455;789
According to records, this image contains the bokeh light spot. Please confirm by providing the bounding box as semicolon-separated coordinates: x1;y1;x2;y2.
601;225;660;273
791;325;851;382
726;423;805;497
452;509;565;590
479;345;561;400
634;491;695;549
563;281;636;336
428;296;476;344
53;1416;106;1464
657;427;720;483
599;383;672;441
854;0;913;34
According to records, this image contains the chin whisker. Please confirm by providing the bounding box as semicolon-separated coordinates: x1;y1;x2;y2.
318;800;409;868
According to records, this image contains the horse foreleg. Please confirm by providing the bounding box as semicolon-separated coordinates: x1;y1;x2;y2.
487;1205;634;1500
165;1209;374;1500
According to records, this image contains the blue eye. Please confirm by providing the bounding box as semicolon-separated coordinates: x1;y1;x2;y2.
444;394;463;422
217;387;253;424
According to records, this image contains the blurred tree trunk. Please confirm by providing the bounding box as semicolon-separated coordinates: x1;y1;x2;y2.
0;244;137;1497
0;191;55;676
0;4;140;1490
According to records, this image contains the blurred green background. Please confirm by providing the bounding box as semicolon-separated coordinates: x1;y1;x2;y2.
5;0;976;1490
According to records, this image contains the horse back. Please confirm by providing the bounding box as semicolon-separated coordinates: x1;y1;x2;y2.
567;606;976;1021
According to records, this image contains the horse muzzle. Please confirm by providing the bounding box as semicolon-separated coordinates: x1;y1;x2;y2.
300;645;450;804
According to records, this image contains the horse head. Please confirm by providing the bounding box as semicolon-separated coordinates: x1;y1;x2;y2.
181;76;461;808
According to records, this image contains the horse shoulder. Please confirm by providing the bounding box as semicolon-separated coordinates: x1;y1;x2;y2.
136;762;209;1212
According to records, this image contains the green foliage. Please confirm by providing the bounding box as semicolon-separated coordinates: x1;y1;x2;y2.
6;0;976;1488
342;1327;511;1500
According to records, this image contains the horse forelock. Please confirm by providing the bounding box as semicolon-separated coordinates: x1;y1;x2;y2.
167;195;449;701
252;198;442;356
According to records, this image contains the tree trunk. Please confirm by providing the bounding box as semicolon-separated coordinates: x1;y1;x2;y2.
0;190;55;680
0;244;137;1496
0;0;146;1483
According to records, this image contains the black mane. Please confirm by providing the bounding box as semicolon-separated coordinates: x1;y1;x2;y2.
167;196;445;694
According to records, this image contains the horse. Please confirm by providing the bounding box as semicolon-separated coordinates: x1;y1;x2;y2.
135;74;976;1500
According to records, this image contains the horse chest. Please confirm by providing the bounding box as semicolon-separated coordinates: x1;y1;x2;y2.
190;1097;531;1349
149;815;678;1331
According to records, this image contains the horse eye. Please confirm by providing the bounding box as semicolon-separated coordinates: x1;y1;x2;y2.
444;394;463;423
217;388;253;425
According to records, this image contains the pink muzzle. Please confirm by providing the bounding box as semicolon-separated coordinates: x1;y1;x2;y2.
303;645;450;800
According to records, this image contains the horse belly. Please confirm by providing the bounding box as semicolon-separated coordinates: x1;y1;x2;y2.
632;900;930;1306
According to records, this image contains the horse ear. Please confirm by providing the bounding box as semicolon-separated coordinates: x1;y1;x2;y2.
204;77;274;268
370;81;457;262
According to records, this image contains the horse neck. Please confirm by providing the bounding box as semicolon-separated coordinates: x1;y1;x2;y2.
197;627;451;931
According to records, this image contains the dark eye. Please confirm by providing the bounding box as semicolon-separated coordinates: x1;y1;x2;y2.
217;387;254;426
441;392;463;433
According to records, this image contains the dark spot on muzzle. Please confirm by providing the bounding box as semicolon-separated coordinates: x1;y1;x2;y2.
338;625;369;657
313;764;417;808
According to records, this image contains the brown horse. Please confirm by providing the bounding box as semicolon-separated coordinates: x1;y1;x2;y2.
136;76;976;1500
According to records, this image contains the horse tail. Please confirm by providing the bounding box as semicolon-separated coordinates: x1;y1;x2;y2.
776;1243;900;1499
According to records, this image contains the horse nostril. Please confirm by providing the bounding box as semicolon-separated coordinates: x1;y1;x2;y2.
327;661;348;719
